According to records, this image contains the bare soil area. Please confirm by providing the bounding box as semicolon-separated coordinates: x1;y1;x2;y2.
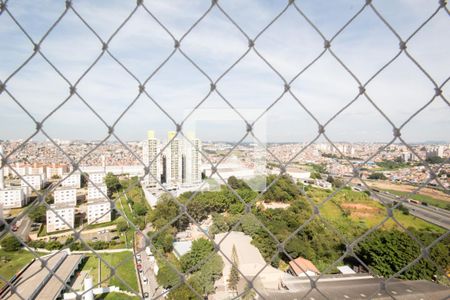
341;202;381;218
354;179;450;202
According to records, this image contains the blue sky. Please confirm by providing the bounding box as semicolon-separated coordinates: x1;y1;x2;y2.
0;0;449;143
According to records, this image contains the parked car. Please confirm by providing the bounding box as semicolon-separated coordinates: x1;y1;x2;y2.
143;292;149;299
143;277;148;284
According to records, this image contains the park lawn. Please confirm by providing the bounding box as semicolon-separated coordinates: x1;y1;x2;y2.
95;292;140;300
0;249;41;289
385;189;450;210
116;193;135;222
81;252;138;293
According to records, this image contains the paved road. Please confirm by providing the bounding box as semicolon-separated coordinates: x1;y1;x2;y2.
136;226;164;299
16;215;32;240
375;192;450;230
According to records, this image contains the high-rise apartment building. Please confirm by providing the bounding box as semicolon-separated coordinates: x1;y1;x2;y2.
142;130;202;188
142;130;161;187
0;145;4;190
165;131;183;186
183;133;202;185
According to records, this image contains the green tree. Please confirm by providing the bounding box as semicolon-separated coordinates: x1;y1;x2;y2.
209;213;229;235
104;172;121;192
181;238;214;273
167;284;197;300
189;254;224;296
425;156;444;164
228;244;240;293
148;228;175;253
263;175;299;202
116;216;128;232
157;261;180;289
133;202;148;216
1;235;21;251
29;205;46;223
368;172;387;180
355;230;449;280
80;172;89;188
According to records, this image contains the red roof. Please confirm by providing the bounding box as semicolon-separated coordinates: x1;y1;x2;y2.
289;257;320;275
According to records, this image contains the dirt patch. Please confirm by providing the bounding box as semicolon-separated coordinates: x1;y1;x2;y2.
352;179;450;202
258;201;291;210
341;203;381;218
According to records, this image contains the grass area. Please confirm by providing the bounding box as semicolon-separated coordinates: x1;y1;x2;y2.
95;292;140;300
80;251;138;292
385;189;450;210
315;188;445;237
0;250;41;289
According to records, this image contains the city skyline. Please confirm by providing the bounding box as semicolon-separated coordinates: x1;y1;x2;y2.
0;0;448;143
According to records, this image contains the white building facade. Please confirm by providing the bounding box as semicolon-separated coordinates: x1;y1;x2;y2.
46;164;69;179
46;205;75;232
60;172;81;188
142;130;161;188
88;172;105;185
87;184;108;200
21;174;43;196
87;199;112;224
0;187;25;208
53;187;77;206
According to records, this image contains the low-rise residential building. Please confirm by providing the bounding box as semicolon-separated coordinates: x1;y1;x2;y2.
21;174;43;196
87;199;111;224
60;171;81;188
46;205;75;232
87;184;108;200
0;187;26;208
53;187;77;206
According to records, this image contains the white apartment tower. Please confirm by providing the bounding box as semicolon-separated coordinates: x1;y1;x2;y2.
183;133;202;185
87;184;108;200
142;130;161;187
87;199;112;224
0;145;4;190
46;205;75;232
165;131;183;186
0;187;25;208
88;172;106;185
21;174;43;196
143;130;202;187
53;187;77;206
60;171;81;188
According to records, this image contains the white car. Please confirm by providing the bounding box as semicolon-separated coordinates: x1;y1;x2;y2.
143;277;148;284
